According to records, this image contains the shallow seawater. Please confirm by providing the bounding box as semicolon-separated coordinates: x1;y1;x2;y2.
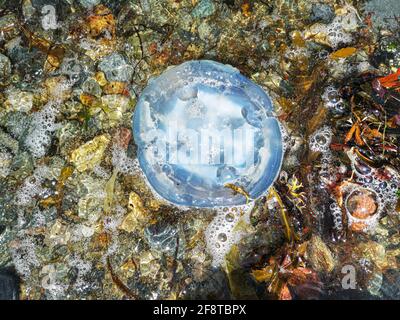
0;0;400;301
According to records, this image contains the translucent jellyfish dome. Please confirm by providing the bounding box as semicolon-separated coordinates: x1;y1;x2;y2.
133;60;283;207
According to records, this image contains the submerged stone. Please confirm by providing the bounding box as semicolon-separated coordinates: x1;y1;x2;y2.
78;0;101;8
133;60;283;207
191;0;216;19
98;53;133;82
0;53;11;82
0;268;19;300
310;3;335;24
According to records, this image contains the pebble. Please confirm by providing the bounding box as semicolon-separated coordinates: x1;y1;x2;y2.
310;3;335;24
98;53;133;82
191;0;216;19
0;268;20;300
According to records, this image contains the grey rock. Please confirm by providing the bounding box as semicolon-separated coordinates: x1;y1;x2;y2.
0;268;19;300
82;78;102;97
191;0;216;19
144;222;179;255
310;3;335;24
0;54;11;82
98;53;133;82
364;0;400;30
78;0;101;8
0;14;19;41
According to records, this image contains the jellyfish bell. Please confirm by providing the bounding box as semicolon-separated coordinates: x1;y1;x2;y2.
132;60;283;208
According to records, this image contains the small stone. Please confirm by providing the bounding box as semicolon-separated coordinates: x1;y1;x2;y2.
70;134;110;172
0;129;19;155
5;89;34;113
0;150;12;178
310;3;335;24
94;71;108;86
82;77;102;97
347;189;378;219
44;76;72;102
355;241;396;271
198;21;213;42
119;192;147;233
0;268;20;300
139;251;160;279
80;225;95;238
22;0;36;20
306;235;336;273
144;221;179;255
78;0;101;8
98;53;133;82
98;94;132;128
191;0;216;19
0;14;19;41
0;53;11;82
1;112;31;141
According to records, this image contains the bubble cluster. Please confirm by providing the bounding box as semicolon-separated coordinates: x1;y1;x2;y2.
205;204;252;266
309;126;332;153
329;201;344;231
309;8;359;48
0;149;12;178
322;86;346;114
9;232;40;279
67;254;93;292
342;185;382;232
111;145;141;176
15;165;50;207
24;102;60;158
348;150;400;212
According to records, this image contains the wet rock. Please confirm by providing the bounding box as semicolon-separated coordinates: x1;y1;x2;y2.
98;53;133;82
0;226;14;267
69;134;110;172
182;268;232;299
5;38;46;83
78;0;101;9
22;0;36;21
191;0;216;19
5;89;34;113
310;3;335;24
139;251;161;279
380;269;400;299
119;192;147;233
306;235;336;273
0;268;20;300
82;78;102;97
98;94;132;128
363;0;400;30
0;150;13;178
0;54;11;82
144;221;179;256
9;151;34;180
0;14;19;41
0;129;19;155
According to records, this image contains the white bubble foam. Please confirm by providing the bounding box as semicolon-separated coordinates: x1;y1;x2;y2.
205;203;253;267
